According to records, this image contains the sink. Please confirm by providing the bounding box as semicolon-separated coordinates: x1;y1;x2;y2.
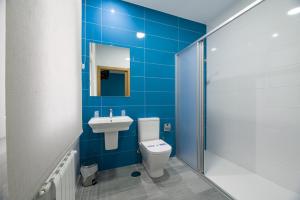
88;116;133;150
88;116;133;133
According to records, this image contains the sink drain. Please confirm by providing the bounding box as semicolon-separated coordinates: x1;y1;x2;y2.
131;171;141;177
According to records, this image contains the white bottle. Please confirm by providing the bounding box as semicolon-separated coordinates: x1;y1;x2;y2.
94;110;99;118
121;109;126;116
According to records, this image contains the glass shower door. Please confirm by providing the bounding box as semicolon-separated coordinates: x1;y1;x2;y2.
176;42;205;171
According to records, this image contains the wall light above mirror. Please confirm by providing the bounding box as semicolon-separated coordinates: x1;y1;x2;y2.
89;43;130;97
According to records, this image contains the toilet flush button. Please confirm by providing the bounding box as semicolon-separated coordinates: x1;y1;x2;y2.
164;123;171;132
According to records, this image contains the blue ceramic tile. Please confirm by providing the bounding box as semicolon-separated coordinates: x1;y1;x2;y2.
145;63;174;78
171;148;176;157
178;41;190;52
82;107;88;123
145;49;175;65
179;28;204;43
178;18;206;32
100;150;139;170
80;139;102;159
81;39;86;56
102;26;144;48
145;20;178;40
164;132;175;145
145;77;175;92
145;8;177;27
145;106;175;119
87;96;102;107
102;0;144;18
145;92;174;105
98;96;118;107
131;62;144;76
82;4;86;22
123;106;145;119
82;72;89;89
131;77;144;91
102;10;144;32
86;22;101;41
123;91;145;106
85;0;101;8
131;47;144;62
145;35;177;52
101;92;144;106
82;89;88;106
82;39;92;57
85;5;101;24
82;21;86;38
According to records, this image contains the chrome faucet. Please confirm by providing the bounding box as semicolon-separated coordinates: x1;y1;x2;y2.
109;108;113;118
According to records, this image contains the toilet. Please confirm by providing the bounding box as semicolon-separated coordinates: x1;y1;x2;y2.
138;117;172;178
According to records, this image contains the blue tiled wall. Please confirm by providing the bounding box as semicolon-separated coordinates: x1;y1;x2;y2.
81;0;206;170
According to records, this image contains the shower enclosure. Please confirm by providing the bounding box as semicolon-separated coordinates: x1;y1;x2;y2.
176;0;300;199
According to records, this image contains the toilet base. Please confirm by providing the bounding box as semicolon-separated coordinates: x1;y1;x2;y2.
143;161;164;178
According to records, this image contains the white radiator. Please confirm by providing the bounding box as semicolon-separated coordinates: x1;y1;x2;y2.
36;150;77;200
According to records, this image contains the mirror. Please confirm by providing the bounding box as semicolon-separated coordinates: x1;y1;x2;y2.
89;43;130;96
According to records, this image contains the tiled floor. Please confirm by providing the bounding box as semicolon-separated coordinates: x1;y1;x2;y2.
76;157;229;200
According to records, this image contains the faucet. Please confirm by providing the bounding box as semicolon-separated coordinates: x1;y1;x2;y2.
109;108;113;118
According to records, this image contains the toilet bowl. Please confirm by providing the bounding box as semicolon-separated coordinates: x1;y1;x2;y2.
138;118;172;178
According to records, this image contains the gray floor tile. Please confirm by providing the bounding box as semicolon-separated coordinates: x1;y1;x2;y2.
76;157;229;200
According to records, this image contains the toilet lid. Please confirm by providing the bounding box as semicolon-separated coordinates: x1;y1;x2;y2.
141;139;171;154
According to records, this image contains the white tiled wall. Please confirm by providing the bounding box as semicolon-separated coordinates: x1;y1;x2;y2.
207;0;300;194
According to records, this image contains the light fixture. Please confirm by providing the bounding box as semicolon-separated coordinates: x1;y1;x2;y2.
211;47;217;52
287;7;300;15
110;9;115;14
272;33;279;38
136;32;145;39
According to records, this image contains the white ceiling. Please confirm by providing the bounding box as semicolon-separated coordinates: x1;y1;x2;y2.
123;0;239;24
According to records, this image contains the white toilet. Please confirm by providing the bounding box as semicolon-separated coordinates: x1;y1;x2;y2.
138;117;172;178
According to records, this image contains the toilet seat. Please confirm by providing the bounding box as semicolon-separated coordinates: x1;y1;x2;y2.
140;139;171;154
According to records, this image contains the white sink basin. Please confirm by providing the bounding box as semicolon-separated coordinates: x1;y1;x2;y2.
88;116;133;150
88;116;133;133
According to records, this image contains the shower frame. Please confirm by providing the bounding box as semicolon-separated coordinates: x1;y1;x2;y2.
175;0;265;199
